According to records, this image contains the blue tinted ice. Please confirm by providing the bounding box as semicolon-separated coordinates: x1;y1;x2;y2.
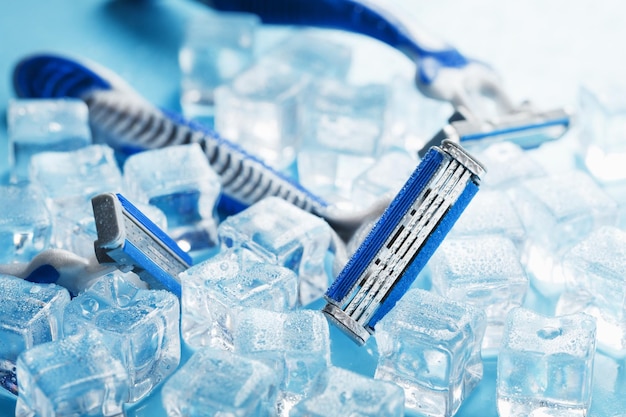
29;144;123;258
7;98;91;182
449;189;526;248
15;332;129;417
497;308;596;417
474;142;545;189
556;226;626;358
0;184;51;263
508;170;618;297
297;80;388;206
233;308;331;401
578;82;626;182
0;275;70;395
429;235;529;354
289;366;405;417
218;197;332;306
180;249;298;350
63;274;180;402
123;143;221;256
214;62;309;169
374;288;486;417
179;12;259;125
161;347;277;417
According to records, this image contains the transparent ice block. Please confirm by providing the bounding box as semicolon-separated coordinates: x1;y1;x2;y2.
233;308;331;400
0;275;70;395
63;274;180;402
29;144;123;258
214;62;309;170
497;308;597;417
161;347;278;417
508;170;618;297
218;196;332;306
180;249;298;350
15;332;129;417
429;235;529;354
123;143;221;255
374;288;486;417
474;142;546;190
556;226;626;358
289;366;405;417
0;184;52;263
578;82;626;182
179;12;259;125
7;98;91;182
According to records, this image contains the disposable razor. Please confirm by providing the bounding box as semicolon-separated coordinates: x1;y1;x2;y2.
323;139;485;345
92;193;192;297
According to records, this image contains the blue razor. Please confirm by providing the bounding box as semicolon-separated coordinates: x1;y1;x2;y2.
323;139;485;345
91;193;192;297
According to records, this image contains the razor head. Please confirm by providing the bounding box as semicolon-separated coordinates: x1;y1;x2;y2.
92;193;192;297
323;140;484;345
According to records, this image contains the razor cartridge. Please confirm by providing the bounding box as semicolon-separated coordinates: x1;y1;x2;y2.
92;193;192;297
323;139;485;345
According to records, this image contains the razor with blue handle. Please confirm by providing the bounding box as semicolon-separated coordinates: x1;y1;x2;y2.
323;139;485;345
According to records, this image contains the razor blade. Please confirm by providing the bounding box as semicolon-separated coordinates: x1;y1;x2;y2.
92;193;192;297
323;139;484;345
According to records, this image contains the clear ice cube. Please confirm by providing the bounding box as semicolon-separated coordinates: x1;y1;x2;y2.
179;12;259;125
218;196;332;306
497;308;597;417
15;332;129;417
0;184;52;263
474;142;546;189
508;169;618;297
161;347;278;417
29;144;123;258
63;274;180;402
123;143;221;255
0;275;70;395
7;98;91;182
180;249;298;350
214;62;309;170
429;235;529;354
289;366;405;417
233;308;331;399
374;288;486;417
556;226;626;358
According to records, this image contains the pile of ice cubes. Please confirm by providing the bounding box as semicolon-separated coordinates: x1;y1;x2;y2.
2;11;626;417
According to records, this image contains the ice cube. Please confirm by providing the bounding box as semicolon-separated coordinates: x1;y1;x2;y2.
289;366;405;417
429;235;529;354
556;226;626;358
63;274;180;402
123;143;221;256
0;184;52;263
15;332;129;417
233;308;331;401
7;98;91;182
214;62;309;170
29;144;123;258
497;308;596;417
0;275;70;395
577;81;626;182
218;197;332;306
474;142;546;189
180;249;298;350
179;12;259;125
508;169;618;297
374;288;486;417
161;347;278;417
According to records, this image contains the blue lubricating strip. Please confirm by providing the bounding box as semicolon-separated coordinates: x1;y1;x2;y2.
115;193;193;266
325;148;444;302
367;180;479;328
122;240;182;298
459;117;571;142
24;264;60;285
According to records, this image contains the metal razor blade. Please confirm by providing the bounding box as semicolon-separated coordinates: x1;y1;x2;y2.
323;139;485;345
92;193;192;297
